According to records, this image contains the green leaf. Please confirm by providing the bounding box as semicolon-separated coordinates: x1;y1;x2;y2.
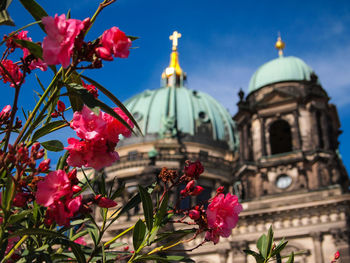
13;39;43;59
271;239;288;258
266;225;274;258
88;225;99;246
56;151;69;170
2;176;15;211
135;255;194;262
155;193;168;227
10;228;86;263
66;71;84;112
19;0;48;32
0;0;15;26
138;185;153;230
243;249;265;263
71;230;89;242
110;181;125;200
286;252;294;263
126;35;139;41
80;75;142;135
133;219;146;251
257;234;267;258
8;209;32;224
41;140;64;152
32;120;66;142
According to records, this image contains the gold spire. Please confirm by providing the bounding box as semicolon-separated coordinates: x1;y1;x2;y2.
165;31;183;77
275;33;285;57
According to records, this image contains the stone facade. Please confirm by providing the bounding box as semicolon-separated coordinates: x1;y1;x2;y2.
99;58;350;262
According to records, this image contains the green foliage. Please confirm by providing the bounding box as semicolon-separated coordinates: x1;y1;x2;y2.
244;226;294;263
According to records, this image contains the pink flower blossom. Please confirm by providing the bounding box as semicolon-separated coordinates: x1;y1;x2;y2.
35;170;71;207
0;60;23;87
180;180;204;197
97;27;131;60
42;14;84;68
65;138;118;170
23;48;48;71
74;236;87;246
65;138;93;167
102;108;134;142
70;106;106;141
84;139;119;170
5;30;31;50
206;193;242;244
45;196;81;226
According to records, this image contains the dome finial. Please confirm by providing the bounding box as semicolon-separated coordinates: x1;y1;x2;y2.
169;31;181;51
275;32;285;57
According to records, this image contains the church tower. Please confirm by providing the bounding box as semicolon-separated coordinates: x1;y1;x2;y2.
232;36;350;262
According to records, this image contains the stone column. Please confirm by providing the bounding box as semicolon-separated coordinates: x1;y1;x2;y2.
293;110;302;150
230;241;248;263
311;232;324;263
260;118;266;156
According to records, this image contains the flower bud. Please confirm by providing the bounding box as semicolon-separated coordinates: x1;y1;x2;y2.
95;195;117;208
51;111;59;118
38;159;50;172
72;185;82;193
335;251;340;259
95;47;113;61
57;100;66;112
216;186;224;194
189;209;200;220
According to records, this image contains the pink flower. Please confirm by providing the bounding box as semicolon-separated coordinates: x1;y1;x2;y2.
0;60;24;87
5;30;31;50
74;236;87;246
102;108;134;142
70;106;106;141
334;251;340;259
98;27;131;60
206;193;242;244
184;160;204;180
94;195;117;208
35;170;71;207
0;105;11;118
23;47;48;71
42;14;84;68
65;138;93;167
45;195;81;226
180;180;204;197
65;138;118;170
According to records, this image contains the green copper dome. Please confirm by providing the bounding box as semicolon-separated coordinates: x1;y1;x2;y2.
248;56;316;93
124;86;238;151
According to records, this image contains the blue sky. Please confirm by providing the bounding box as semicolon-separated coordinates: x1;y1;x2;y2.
2;0;350;171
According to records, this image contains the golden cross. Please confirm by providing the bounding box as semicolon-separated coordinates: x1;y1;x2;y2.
169;31;181;51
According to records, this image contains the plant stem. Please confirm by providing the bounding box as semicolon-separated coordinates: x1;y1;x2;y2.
1;235;28;263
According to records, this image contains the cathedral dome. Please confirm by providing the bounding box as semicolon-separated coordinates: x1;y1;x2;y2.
248;56;316;93
124;86;238;151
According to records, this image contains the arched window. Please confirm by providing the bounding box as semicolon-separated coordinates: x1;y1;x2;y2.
269;120;292;155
